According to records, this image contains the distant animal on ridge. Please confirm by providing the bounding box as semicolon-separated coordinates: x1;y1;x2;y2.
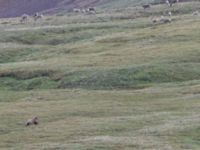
33;12;43;21
168;11;172;17
87;7;96;13
160;17;172;23
192;11;199;16
73;8;81;13
151;16;172;24
81;9;87;13
165;0;171;6
151;17;160;23
167;0;179;7
20;14;29;23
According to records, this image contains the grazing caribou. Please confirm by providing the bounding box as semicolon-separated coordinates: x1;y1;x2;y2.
167;0;179;7
20;14;29;23
73;8;81;13
192;11;199;16
33;12;43;21
87;7;96;13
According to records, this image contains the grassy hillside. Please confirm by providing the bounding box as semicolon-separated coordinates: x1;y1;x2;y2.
1;0;200;18
0;0;153;18
0;1;200;150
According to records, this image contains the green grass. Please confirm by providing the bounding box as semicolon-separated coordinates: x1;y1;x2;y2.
0;1;200;149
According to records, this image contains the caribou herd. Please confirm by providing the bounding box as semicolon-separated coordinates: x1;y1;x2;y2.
146;0;200;24
142;0;179;24
19;7;96;24
18;1;200;25
72;7;96;14
20;12;44;23
142;0;179;9
17;1;199;128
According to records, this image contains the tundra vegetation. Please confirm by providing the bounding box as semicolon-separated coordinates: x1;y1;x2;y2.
0;1;200;150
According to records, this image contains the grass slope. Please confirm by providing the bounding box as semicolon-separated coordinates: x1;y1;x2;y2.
0;2;200;150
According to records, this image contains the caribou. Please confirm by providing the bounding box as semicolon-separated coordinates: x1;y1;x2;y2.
20;14;29;23
33;12;43;21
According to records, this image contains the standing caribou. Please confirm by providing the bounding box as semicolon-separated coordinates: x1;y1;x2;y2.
20;14;29;23
166;0;179;7
33;12;43;21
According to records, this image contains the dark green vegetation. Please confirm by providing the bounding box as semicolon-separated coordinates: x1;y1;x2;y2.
0;1;200;150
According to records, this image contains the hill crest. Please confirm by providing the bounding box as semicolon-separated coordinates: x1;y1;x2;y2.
0;0;101;18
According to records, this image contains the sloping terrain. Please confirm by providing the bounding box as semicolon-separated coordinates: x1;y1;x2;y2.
0;0;198;18
0;0;101;18
0;1;200;150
